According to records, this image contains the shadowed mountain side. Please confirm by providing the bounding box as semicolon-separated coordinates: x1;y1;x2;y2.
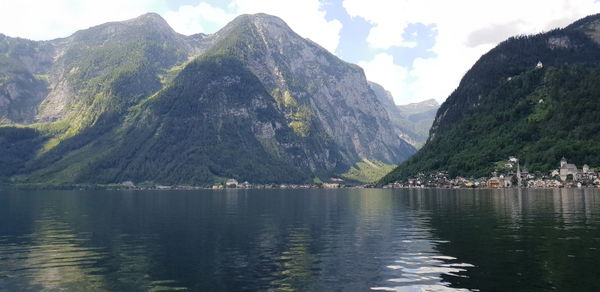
382;13;600;183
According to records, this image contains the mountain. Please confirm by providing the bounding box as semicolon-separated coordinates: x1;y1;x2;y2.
0;13;415;186
382;13;600;183
369;82;439;148
396;99;439;148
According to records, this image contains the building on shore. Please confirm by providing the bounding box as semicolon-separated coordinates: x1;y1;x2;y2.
323;183;340;189
559;157;578;181
547;180;562;188
225;179;239;188
487;178;501;188
487;175;512;188
529;179;547;188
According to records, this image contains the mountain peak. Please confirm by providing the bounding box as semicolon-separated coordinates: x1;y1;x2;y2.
136;12;164;21
418;99;440;106
124;12;172;30
208;12;303;57
218;13;293;38
234;13;288;26
68;12;177;45
398;99;439;109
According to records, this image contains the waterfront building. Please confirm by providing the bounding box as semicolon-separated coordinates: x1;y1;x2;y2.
559;157;578;181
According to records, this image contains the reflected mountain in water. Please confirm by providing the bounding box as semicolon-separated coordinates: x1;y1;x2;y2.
0;189;599;291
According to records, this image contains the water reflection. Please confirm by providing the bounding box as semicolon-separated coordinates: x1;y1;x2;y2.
362;190;474;292
270;227;316;291
0;197;105;291
0;188;599;291
420;188;600;292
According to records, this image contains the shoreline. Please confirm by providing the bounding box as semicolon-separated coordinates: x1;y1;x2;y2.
1;183;599;191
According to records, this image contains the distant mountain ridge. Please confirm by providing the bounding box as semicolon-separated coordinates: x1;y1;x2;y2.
395;99;439;148
382;13;600;183
369;82;439;149
0;13;415;186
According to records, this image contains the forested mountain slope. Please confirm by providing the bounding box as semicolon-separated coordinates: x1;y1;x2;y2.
383;14;600;182
0;13;415;186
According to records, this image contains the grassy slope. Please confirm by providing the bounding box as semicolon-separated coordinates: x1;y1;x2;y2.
343;159;396;183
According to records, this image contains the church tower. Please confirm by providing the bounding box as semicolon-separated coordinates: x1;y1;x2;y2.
560;157;567;168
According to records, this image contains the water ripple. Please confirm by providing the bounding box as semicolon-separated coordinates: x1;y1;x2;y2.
1;189;599;291
372;241;475;291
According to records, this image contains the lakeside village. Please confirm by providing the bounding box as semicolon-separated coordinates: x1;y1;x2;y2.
113;178;348;191
106;157;598;191
383;157;600;189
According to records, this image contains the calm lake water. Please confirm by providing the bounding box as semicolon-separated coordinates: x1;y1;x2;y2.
1;189;599;291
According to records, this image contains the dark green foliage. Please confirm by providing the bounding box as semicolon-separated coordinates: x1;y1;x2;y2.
383;65;600;182
19;29;187;177
0;127;45;177
433;25;600;133
24;56;333;185
87;56;316;184
383;18;600;183
61;24;185;113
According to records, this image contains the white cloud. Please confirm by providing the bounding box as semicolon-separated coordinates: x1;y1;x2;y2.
161;0;342;53
3;0;595;106
0;0;165;40
343;0;600;104
359;53;409;103
0;0;342;54
161;0;343;53
163;3;237;35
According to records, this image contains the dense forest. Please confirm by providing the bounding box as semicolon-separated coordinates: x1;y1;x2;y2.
382;14;600;182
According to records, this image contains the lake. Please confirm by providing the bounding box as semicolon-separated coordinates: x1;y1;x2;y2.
0;188;599;291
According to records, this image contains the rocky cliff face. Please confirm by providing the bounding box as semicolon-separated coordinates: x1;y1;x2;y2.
396;99;439;148
369;81;439;149
0;13;415;185
0;13;213;124
207;14;414;164
0;35;51;123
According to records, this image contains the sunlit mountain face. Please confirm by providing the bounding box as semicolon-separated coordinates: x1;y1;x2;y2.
0;13;415;186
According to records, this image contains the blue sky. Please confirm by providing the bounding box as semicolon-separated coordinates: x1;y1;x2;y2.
1;0;599;105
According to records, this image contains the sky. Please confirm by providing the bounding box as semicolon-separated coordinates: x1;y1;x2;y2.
1;0;599;105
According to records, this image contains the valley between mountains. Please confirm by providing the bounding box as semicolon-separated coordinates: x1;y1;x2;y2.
4;12;600;188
